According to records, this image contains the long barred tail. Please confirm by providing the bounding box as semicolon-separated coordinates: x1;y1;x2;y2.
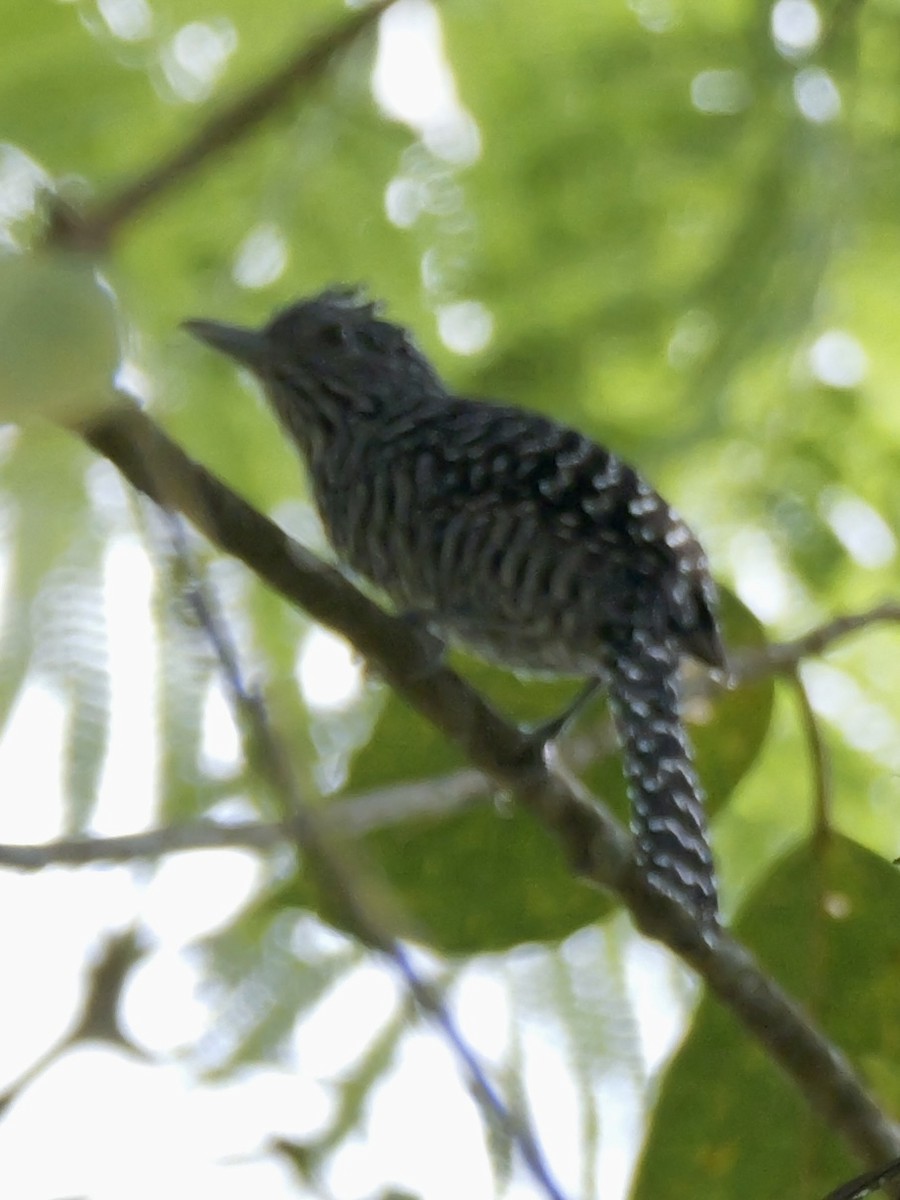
605;629;719;926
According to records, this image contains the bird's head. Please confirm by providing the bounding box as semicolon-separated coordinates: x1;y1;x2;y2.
184;288;444;421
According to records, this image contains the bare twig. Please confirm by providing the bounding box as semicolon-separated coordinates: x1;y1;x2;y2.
822;1154;900;1200
791;670;833;838
0;819;287;869
47;0;396;253
161;509;570;1200
59;397;900;1170
729;604;900;684
0;770;489;870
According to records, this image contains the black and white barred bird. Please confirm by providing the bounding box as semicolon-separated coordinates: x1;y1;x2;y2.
186;290;725;926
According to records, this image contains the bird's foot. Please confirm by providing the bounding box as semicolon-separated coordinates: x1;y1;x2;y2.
523;678;605;754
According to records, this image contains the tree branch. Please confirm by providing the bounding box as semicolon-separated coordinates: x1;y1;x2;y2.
47;0;397;253
0;770;489;869
58;397;900;1169
729;604;900;683
822;1153;900;1200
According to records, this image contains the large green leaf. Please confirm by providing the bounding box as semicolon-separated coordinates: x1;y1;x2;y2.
633;835;900;1200
251;587;772;955
259;671;612;955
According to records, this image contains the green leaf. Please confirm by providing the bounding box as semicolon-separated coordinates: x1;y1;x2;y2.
0;429;94;734
0;253;119;425
55;570;111;833
257;588;771;956
0;428;112;823
347;648;618;948
633;835;900;1200
308;1004;409;1160
156;588;218;823
693;587;774;808
200;909;358;1074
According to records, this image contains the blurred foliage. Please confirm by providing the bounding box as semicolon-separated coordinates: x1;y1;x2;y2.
634;836;900;1200
2;0;900;1194
254;587;772;953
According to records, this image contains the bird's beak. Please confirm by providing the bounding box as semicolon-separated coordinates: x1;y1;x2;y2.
183;319;268;371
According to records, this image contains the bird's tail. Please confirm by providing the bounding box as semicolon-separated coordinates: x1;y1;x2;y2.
605;629;719;926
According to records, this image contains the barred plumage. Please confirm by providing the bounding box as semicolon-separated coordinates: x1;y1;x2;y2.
186;289;725;926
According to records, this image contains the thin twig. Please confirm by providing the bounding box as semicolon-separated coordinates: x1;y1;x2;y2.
791;670;833;839
47;0;396;253
161;508;570;1200
822;1154;900;1200
729;604;900;684
0;771;490;870
63;397;900;1170
0;822;284;869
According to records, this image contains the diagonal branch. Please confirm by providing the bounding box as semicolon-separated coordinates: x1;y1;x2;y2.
47;0;397;253
822;1153;900;1200
62;397;900;1170
79;399;547;777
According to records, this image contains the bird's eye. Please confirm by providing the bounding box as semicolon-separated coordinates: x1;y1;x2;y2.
320;323;347;348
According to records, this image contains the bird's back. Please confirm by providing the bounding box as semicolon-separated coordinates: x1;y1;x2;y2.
307;393;721;676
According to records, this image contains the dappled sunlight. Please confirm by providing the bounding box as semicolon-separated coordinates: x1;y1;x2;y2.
92;536;158;836
375;0;489;346
727;529;800;624
139;848;263;947
808;330;868;389
793;66;842;123
820;488;896;570
666;309;717;369
802;660;900;771
123;946;213;1053
770;0;822;57
97;0;154;44
627;0;676;35
160;19;238;104
373;0;480;166
436;299;494;355
232;222;290;291
690;69;752;117
296;625;363;714
200;678;242;777
0;143;50;247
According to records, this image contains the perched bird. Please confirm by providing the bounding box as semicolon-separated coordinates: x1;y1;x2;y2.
186;290;725;926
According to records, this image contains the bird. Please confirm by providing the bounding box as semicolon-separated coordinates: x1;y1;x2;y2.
185;289;725;926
